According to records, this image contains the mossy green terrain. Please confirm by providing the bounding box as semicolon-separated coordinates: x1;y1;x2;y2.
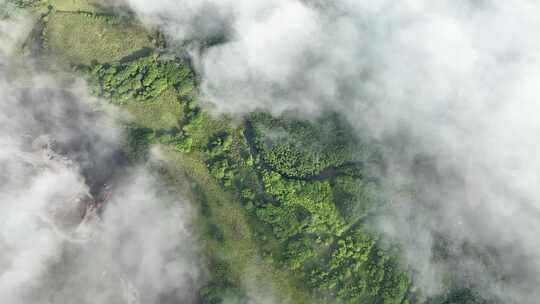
19;2;490;303
49;0;99;12
122;89;183;130
71;34;321;302
163;147;319;304
44;10;155;64
29;5;411;303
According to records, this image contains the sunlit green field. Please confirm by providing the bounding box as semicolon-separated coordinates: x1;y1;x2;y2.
163;147;320;304
122;89;183;130
44;11;154;64
29;2;414;303
50;0;99;12
38;6;321;301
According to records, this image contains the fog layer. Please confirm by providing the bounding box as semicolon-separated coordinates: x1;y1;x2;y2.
120;0;540;302
0;14;199;304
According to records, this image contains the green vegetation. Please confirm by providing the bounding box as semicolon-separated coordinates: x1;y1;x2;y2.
26;4;493;304
87;55;195;103
236;114;408;303
82;56;200;155
49;0;100;12
121;89;183;130
83;50;404;302
10;0;43;8
44;10;155;64
164;148;318;304
248;112;367;178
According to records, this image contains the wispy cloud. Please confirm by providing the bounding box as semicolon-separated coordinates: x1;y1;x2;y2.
0;15;200;304
120;0;540;302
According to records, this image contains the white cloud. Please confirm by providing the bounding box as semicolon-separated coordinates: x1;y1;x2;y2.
0;16;200;304
120;0;540;302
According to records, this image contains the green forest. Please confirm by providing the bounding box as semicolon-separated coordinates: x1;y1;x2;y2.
5;1;494;303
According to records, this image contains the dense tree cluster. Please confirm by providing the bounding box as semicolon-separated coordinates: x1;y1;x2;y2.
84;55;202;158
75;39;490;304
199;257;251;304
199;113;411;303
205;131;238;187
87;55;195;103
309;233;409;304
251;170;408;303
16;4;511;302
332;175;381;223
157;99;202;153
248;112;370;179
10;0;42;8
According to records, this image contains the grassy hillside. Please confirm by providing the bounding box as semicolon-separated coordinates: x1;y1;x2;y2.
49;0;99;11
20;2;491;303
44;10;155;64
121;89;184;130
37;7;324;298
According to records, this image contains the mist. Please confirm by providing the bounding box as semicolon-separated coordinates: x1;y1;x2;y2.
0;14;200;304
118;0;540;302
